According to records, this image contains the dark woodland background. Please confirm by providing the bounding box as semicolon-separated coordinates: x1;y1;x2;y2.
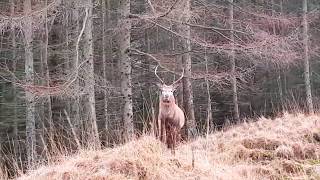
0;0;320;175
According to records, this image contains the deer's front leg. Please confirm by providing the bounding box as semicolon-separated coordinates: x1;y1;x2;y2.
171;127;177;155
160;119;166;143
176;129;182;145
157;115;161;139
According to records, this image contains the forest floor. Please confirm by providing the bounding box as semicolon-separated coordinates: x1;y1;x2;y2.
16;113;320;180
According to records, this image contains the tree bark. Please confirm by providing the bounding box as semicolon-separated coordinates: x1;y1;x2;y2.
102;0;111;144
43;0;53;129
179;0;196;139
228;0;240;121
203;25;213;137
24;0;37;168
83;3;100;148
205;47;212;137
270;0;284;111
10;0;19;157
71;0;81;139
64;0;71;115
302;0;314;114
144;27;153;135
119;0;134;141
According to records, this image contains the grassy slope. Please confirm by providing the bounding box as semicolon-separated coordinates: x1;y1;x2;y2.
18;113;320;180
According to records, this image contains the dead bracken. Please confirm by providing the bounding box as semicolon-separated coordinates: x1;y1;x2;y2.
18;113;320;180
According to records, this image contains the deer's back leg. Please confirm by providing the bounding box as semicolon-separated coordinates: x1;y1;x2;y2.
171;127;178;155
165;120;173;149
177;130;181;145
160;118;166;143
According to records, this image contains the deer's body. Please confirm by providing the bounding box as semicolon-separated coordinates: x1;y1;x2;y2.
158;94;185;151
155;66;185;154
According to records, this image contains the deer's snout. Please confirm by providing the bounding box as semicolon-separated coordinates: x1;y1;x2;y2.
162;93;171;103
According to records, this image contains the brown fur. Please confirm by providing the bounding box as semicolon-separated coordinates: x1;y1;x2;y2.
154;65;185;154
158;91;185;154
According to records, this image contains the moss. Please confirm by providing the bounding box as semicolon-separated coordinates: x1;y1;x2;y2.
308;159;320;165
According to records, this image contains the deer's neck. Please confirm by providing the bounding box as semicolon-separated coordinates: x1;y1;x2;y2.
160;101;176;116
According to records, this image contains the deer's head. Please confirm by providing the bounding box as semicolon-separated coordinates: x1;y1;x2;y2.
155;65;184;104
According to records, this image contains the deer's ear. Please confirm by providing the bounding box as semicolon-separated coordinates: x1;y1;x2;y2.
156;83;163;89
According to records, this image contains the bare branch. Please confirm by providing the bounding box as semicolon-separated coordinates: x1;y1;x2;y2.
147;0;156;14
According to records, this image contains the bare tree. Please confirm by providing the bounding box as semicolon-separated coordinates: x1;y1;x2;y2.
101;0;111;143
228;0;240;121
71;0;81;138
119;0;134;140
42;0;53;128
10;0;19;156
302;0;314;114
144;26;154;135
24;0;37;168
83;1;100;148
204;45;212;138
274;0;284;111
178;0;197;139
64;0;71;115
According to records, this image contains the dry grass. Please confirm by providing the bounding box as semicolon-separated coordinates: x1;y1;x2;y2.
16;113;320;180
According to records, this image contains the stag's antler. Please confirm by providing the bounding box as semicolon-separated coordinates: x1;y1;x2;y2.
170;68;184;86
155;65;184;86
155;65;165;84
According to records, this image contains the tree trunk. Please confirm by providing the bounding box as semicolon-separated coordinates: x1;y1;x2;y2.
271;0;284;112
171;23;184;108
43;0;53;129
270;0;276;34
71;0;81;140
203;28;213;137
179;0;196;139
228;0;240;121
119;0;134;141
83;2;100;148
302;0;314;114
102;0;111;144
205;48;212;137
172;24;185;140
144;27;153;135
10;0;19;157
24;0;37;168
64;0;71;115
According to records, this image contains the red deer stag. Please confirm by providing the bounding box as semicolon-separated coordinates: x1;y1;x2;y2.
155;65;185;154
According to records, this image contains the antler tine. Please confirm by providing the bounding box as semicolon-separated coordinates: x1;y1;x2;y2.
155;65;165;84
171;68;185;86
